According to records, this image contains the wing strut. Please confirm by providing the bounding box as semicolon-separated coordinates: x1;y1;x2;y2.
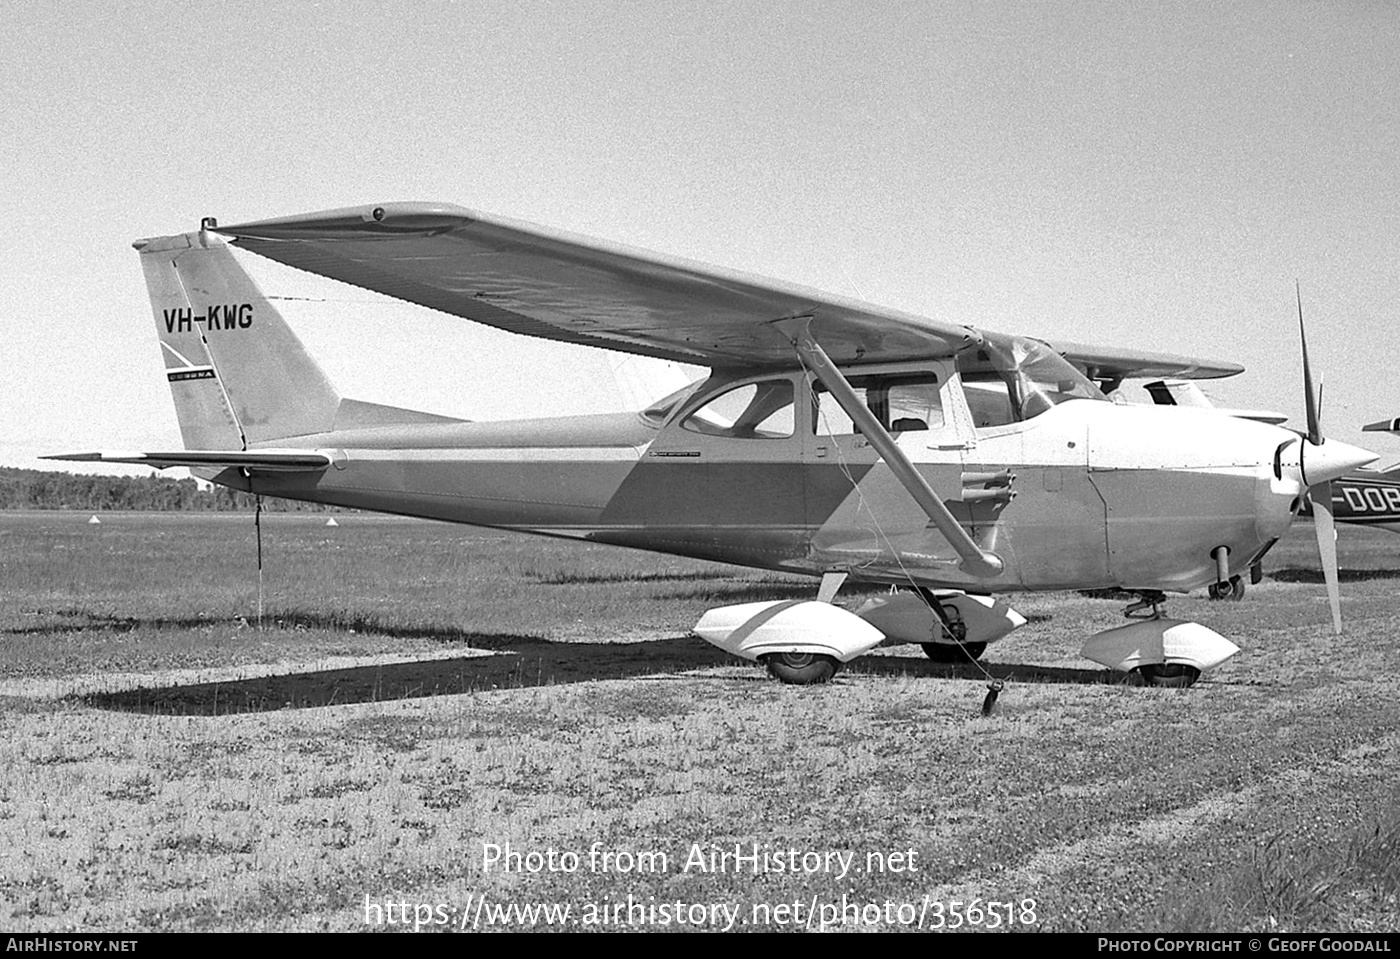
782;320;1004;579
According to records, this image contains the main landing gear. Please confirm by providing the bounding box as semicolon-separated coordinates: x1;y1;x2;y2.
913;587;988;663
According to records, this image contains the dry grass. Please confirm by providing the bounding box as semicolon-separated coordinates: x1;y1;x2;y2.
1;511;1399;932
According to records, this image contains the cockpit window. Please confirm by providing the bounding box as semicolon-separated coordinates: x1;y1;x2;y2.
957;335;1105;427
681;379;795;438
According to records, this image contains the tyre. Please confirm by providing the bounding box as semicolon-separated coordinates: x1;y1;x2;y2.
1135;663;1201;688
1208;576;1246;601
762;651;840;685
920;641;987;663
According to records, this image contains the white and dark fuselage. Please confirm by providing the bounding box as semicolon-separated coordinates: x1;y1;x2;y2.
220;367;1303;596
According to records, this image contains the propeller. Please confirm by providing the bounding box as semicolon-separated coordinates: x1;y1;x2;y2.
1295;285;1373;634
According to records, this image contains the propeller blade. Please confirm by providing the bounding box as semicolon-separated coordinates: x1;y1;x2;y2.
1297;283;1323;445
1309;480;1341;635
1295;287;1368;634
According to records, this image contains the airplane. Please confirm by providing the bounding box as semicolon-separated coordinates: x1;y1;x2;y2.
47;202;1378;689
1302;467;1400;534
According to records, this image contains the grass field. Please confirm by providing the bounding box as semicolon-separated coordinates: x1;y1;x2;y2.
1;510;1398;933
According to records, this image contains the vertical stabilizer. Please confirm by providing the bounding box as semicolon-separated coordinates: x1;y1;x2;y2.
135;230;341;447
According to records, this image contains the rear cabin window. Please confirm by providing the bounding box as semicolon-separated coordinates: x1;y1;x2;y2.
680;380;795;439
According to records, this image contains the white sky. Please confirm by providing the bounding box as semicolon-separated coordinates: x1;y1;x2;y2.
3;1;1397;475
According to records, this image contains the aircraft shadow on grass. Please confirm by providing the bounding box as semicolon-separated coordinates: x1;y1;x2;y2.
848;657;1122;687
79;620;1123;716
1077;566;1400;597
79;633;731;716
7;615;250;637
1265;566;1400;584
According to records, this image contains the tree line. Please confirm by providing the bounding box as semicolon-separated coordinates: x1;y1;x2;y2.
0;468;341;512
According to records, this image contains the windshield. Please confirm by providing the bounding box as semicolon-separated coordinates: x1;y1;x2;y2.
957;334;1105;426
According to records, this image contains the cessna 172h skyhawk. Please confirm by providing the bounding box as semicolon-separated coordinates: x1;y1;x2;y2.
49;203;1377;688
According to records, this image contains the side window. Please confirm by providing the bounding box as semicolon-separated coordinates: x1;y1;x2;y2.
812;372;943;436
961;373;1018;428
681;380;795;439
885;377;944;432
812;384;869;437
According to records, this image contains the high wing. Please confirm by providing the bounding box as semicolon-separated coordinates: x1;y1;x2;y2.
213;201;1242;381
43;450;332;472
213;202;979;368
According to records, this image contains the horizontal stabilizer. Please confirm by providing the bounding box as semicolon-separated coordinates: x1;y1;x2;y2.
1140;379;1288;424
43;449;333;473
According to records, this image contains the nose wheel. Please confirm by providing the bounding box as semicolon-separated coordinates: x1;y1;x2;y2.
762;651;841;685
1134;663;1202;688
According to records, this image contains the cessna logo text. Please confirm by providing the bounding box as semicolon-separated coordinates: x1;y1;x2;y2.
164;304;253;333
